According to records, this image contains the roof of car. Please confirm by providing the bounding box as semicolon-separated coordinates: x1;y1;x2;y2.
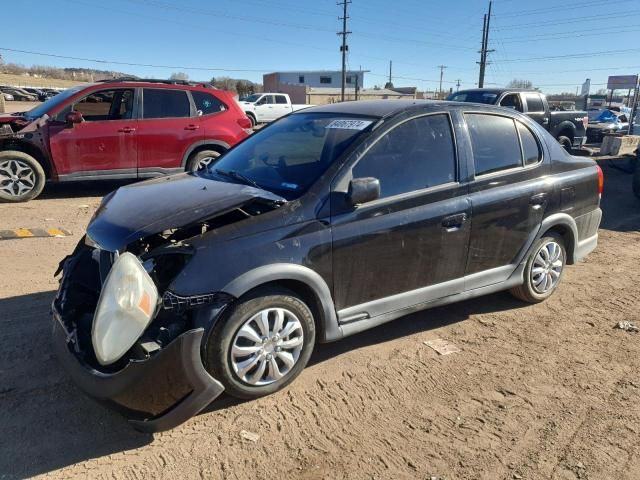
454;88;539;94
297;99;507;118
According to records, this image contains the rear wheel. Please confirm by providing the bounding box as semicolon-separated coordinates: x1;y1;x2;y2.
186;149;221;172
558;136;573;153
0;151;46;202
510;233;566;303
247;113;257;128
205;287;316;400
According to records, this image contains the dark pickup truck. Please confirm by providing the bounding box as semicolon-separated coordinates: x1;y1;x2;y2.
449;89;588;151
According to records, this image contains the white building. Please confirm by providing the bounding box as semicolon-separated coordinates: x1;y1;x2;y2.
264;70;366;90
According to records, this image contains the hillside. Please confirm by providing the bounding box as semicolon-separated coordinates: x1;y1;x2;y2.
0;73;87;89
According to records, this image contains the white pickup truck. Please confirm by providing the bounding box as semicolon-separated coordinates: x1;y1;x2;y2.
238;93;314;126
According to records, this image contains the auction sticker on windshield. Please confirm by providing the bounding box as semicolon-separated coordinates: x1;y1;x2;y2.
325;119;373;130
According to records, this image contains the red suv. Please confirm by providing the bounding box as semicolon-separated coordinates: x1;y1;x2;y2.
0;78;252;202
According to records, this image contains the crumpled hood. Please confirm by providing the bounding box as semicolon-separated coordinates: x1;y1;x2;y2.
87;172;285;252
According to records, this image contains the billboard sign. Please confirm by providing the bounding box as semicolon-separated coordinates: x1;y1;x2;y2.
607;75;638;90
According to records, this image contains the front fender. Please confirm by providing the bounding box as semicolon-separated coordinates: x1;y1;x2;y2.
222;263;341;343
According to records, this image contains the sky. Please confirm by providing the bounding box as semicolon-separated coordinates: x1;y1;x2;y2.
5;0;640;94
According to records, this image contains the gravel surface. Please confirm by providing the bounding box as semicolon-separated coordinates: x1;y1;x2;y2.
0;161;639;479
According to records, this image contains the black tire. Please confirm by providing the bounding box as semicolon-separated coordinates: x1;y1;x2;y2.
246;113;257;128
205;287;316;400
633;161;640;200
0;150;46;202
510;233;566;303
186;149;221;172
558;136;573;153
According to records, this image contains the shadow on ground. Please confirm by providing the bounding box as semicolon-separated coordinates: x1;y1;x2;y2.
0;288;524;478
37;179;134;200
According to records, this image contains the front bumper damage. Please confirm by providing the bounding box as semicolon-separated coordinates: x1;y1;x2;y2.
51;245;228;432
52;307;224;432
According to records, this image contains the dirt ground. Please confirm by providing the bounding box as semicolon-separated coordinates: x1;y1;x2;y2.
1;159;639;480
3;101;41;114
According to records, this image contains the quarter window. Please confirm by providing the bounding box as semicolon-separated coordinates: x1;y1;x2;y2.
143;89;190;119
465;114;522;176
525;94;545;113
69;89;134;121
192;91;226;115
352;114;456;199
517;121;542;165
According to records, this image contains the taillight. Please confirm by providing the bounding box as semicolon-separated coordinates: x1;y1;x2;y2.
237;117;252;129
596;164;604;195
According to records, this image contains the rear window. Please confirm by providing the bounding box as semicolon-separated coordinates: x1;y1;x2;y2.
143;89;190;119
465;114;522;176
192;91;226;115
448;91;498;104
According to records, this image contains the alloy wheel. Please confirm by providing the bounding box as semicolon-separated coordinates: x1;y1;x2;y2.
0;159;36;198
531;241;564;294
196;156;218;170
230;307;304;386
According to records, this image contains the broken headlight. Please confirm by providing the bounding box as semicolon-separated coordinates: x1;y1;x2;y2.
92;252;159;365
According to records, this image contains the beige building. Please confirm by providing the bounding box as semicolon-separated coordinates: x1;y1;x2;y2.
274;84;416;105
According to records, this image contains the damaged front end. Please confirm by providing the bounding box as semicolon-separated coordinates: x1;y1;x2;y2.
52;176;286;431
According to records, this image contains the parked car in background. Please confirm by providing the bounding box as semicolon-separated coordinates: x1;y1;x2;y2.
23;88;47;102
586;110;629;143
2;93;14;101
0;87;38;102
52;100;602;431
0;78;252;202
238;93;314;126
448;88;588;151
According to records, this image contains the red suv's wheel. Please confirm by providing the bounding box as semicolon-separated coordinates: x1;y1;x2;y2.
0;151;46;202
186;150;222;172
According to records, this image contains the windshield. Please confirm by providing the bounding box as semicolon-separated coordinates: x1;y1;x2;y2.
244;94;262;103
448;91;498;105
25;86;84;118
204;112;376;199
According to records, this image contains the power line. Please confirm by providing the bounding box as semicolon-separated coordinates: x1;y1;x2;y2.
495;0;636;17
499;47;640;63
0;47;296;73
493;10;640;30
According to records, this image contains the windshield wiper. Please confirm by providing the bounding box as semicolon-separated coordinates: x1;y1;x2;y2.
214;169;261;189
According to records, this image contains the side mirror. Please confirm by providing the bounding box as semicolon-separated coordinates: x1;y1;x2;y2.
347;177;380;206
65;111;83;126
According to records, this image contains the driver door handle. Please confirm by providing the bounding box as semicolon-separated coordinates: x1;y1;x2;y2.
118;127;136;133
530;193;548;205
442;213;468;230
185;124;200;130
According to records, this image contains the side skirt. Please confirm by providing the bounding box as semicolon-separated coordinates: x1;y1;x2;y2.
335;263;525;340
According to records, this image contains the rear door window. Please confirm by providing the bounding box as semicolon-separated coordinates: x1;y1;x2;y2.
192;91;226;115
275;95;288;104
143;89;191;119
352;114;456;199
465;113;522;176
517;121;542;165
525;94;545;113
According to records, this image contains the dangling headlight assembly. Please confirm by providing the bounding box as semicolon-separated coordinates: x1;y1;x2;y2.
92;252;159;365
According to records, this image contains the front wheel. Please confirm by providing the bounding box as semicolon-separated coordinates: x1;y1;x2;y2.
510;234;566;303
205;287;316;399
0;151;46;202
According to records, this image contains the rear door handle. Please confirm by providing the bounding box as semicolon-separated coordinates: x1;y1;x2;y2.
184;124;200;131
530;193;548;205
117;127;136;133
442;213;468;230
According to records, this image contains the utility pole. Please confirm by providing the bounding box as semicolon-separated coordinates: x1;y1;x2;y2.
477;1;493;88
455;79;461;92
389;60;392;85
337;0;352;102
438;65;447;99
